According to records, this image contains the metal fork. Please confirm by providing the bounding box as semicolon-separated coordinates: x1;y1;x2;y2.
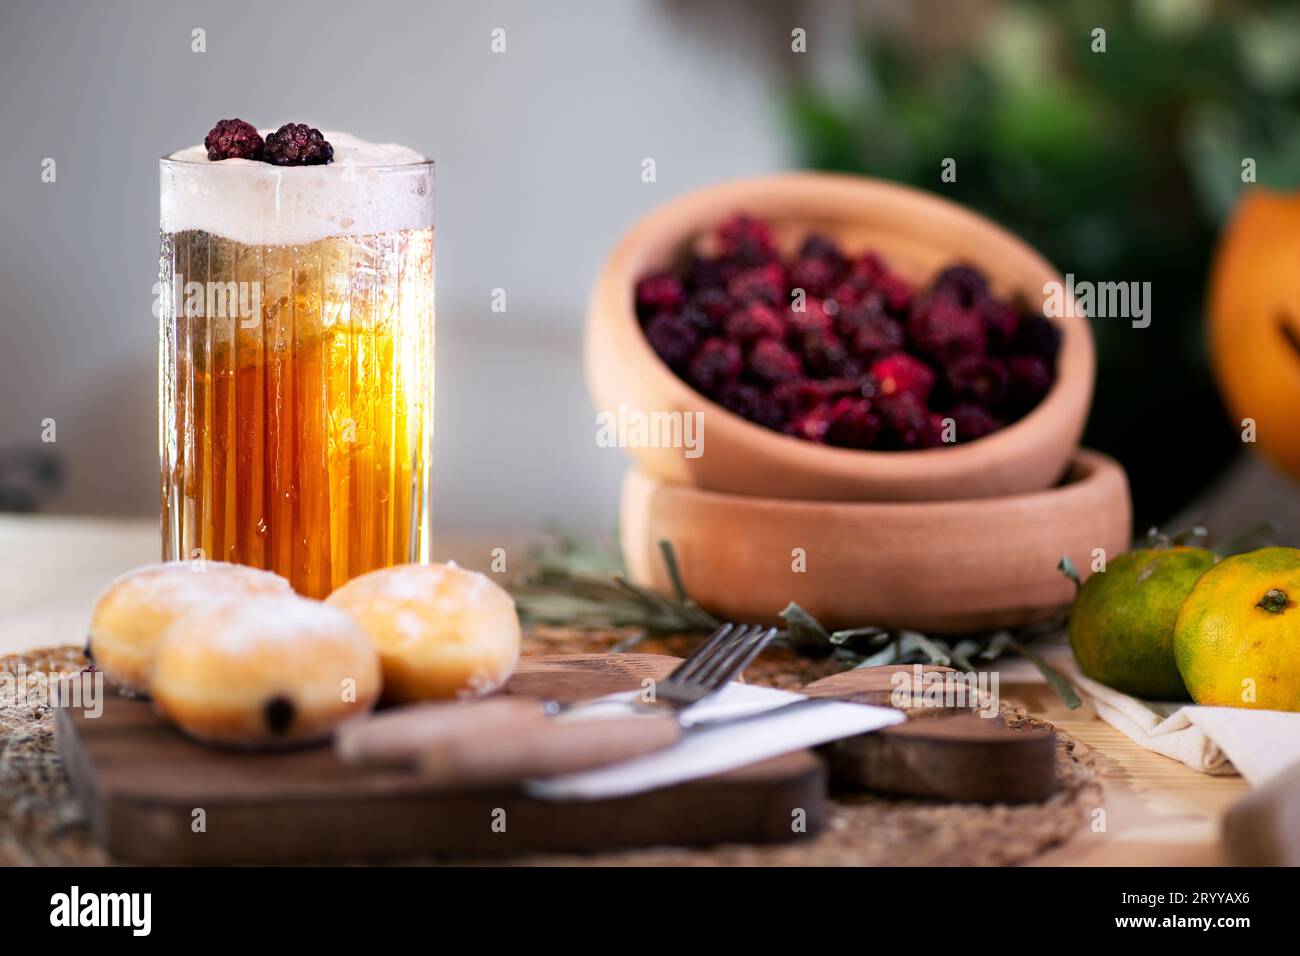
542;622;777;718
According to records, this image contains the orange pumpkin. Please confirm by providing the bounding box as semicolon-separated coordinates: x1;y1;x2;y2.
1209;189;1300;480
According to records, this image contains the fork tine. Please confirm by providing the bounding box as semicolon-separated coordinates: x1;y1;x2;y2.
666;622;735;682
690;623;770;688
706;626;777;688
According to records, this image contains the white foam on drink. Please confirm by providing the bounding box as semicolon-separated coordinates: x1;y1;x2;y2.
161;130;433;245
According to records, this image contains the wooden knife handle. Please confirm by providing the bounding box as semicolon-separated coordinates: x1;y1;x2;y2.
335;697;547;768
418;713;682;789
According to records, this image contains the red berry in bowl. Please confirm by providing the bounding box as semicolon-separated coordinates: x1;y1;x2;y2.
850;251;886;283
644;311;699;369
932;264;989;308
790;402;837;443
1014;314;1063;361
787;299;834;336
789;256;838;297
874;272;913;313
948;402;1001;442
632;214;1057;452
878;393;931;449
870;353;937;402
718;214;777;264
725;302;785;344
1006;354;1054;412
946;355;1010;407
748;338;804;385
690;287;733;323
635;272;685;318
800;329;859;378
908;296;986;364
979;300;1020;352
688;338;742;393
727;262;785;305
826;397;882;449
718;381;786;430
843;301;905;360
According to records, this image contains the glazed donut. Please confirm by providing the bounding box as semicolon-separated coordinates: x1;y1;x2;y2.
151;595;381;747
87;561;290;696
326;562;521;703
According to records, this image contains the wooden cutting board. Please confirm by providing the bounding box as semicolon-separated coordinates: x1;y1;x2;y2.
56;654;826;865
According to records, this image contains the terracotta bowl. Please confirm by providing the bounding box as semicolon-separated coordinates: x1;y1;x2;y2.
586;172;1095;501
620;449;1131;633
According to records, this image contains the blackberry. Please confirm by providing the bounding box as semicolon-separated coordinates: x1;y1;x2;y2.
1005;354;1054;413
801;329;859;378
846;307;905;361
826;397;882;449
727;262;785;306
948;402;1000;442
718;381;786;431
946;355;1010;407
870;353;937;402
689;287;733;324
747;338;804;385
932;265;989;308
682;255;729;291
717;214;777;264
687;338;742;393
263;123;334;166
789;402;837;444
635;272;685;318
878;393;931;450
908;297;986;364
724;302;785;345
204;118;264;161
797;233;846;266
875;273;913;313
1014;314;1063;361
979;300;1020;352
789;256;838;298
644;312;699;369
787;299;834;336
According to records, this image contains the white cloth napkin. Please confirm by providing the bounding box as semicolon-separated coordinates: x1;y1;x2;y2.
1050;655;1300;786
524;682;903;801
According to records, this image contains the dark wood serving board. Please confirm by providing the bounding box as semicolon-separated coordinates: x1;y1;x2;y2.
56;654;826;865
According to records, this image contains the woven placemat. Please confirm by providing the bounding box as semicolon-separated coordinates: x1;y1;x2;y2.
1;637;1098;866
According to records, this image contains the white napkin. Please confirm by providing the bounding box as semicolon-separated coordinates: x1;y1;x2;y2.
524;682;903;801
1051;655;1300;785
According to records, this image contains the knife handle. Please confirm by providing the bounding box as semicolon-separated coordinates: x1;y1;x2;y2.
418;712;682;789
336;697;547;768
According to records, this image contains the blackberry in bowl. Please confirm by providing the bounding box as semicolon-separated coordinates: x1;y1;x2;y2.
585;173;1094;502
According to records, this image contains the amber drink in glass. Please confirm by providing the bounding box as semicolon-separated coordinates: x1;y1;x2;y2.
158;133;434;598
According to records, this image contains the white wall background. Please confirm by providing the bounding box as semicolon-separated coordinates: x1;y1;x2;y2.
0;0;851;532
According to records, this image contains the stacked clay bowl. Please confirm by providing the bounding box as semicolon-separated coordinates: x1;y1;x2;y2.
585;173;1131;631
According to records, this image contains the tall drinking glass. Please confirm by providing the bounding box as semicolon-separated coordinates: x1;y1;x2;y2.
158;141;434;599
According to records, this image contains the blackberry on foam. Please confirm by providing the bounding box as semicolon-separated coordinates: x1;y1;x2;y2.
161;131;433;246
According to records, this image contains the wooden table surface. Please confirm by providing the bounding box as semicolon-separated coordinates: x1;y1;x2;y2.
0;514;1250;866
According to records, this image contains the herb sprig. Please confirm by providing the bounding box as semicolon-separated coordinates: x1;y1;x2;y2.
511;530;1082;707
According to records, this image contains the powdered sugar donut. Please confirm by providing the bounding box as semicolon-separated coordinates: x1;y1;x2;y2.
87;562;290;696
326;562;521;703
151;595;381;747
